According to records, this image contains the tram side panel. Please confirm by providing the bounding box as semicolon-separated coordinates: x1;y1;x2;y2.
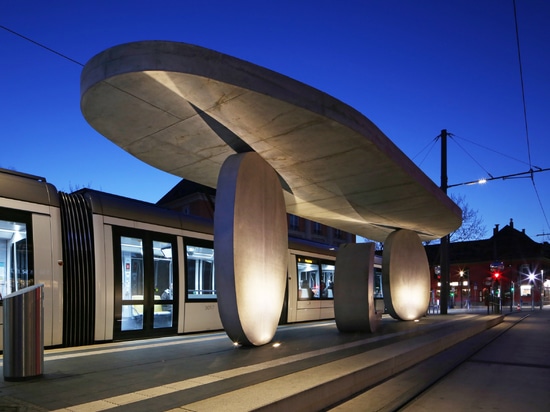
33;209;64;348
89;213;223;342
177;236;185;334
287;249;336;323
0;200;63;351
92;217;114;342
181;234;223;333
285;252;299;323
286;247;382;325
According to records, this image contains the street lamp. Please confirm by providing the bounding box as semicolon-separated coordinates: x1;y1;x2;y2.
459;270;464;308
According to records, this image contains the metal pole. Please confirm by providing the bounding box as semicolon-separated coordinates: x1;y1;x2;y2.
541;270;544;310
511;281;514;312
440;129;449;314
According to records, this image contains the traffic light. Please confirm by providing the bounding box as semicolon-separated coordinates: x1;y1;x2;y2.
492;272;501;294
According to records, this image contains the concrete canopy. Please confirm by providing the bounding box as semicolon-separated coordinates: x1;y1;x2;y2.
81;41;461;242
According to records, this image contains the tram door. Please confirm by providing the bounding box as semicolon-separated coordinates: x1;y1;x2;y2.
113;228;177;339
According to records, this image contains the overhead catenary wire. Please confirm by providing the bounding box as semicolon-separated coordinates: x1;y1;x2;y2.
449;136;494;179
443;2;550;234
512;0;550;233
0;24;84;67
411;135;439;168
452;134;534;169
513;0;533;170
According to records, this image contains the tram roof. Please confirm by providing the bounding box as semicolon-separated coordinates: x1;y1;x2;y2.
78;188;213;235
0;167;59;207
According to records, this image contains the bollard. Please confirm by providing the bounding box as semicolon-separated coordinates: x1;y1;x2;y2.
3;284;44;381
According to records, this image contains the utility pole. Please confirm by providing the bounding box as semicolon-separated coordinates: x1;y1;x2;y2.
440;129;450;314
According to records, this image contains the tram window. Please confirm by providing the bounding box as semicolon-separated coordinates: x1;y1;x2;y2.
154;240;174;328
374;267;383;298
321;263;334;298
120;237;144;300
0;210;33;299
116;230;178;334
122;304;144;331
297;257;318;299
186;243;216;300
297;256;335;300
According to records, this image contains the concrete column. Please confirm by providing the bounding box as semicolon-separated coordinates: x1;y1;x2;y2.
334;243;380;333
214;152;288;346
382;229;430;320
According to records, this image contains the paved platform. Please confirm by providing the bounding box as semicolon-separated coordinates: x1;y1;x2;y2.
0;307;546;411
332;306;550;411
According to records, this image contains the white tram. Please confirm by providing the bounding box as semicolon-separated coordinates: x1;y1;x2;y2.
0;168;382;350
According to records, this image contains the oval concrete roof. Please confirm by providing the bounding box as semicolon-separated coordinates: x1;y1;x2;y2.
80;41;461;241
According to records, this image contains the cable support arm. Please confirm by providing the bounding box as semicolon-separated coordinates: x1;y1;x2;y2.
447;167;550;188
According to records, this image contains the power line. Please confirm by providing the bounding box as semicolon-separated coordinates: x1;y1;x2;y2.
450;136;494;179
0;24;84;67
411;135;439;168
530;178;550;233
452;134;533;168
513;0;533;169
512;0;549;234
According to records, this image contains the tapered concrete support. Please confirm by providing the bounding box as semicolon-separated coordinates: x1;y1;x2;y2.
214;152;288;346
382;229;430;320
334;243;380;333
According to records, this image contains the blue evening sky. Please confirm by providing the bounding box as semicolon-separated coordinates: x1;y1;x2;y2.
2;0;549;241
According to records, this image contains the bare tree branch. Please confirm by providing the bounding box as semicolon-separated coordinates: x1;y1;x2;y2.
449;193;487;242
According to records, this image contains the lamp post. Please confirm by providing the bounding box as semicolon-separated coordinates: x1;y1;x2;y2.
440;129;449;314
511;281;515;312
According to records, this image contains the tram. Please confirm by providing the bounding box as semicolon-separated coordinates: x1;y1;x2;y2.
0;168;382;350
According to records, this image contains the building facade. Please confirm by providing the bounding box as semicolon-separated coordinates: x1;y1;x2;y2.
425;219;550;310
157;179;356;248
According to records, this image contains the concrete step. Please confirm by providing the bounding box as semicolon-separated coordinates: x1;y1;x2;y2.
176;314;504;412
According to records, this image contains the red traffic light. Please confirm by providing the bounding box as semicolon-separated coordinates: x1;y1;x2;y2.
493;272;500;279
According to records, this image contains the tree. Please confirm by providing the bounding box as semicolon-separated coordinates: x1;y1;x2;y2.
359;193;486;246
449;193;487;242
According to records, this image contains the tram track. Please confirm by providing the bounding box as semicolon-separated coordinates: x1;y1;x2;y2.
395;313;529;411
328;313;529;412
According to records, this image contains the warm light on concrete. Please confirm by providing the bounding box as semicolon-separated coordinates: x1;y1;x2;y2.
214;152;288;346
382;229;430;320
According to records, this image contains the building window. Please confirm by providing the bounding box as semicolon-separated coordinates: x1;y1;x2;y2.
313;222;323;236
289;215;300;231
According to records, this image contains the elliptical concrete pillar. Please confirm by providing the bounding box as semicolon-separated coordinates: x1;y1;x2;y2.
382;229;430;320
214;152;288;346
334;242;380;333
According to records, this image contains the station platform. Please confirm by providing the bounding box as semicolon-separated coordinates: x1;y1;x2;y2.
0;306;547;411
